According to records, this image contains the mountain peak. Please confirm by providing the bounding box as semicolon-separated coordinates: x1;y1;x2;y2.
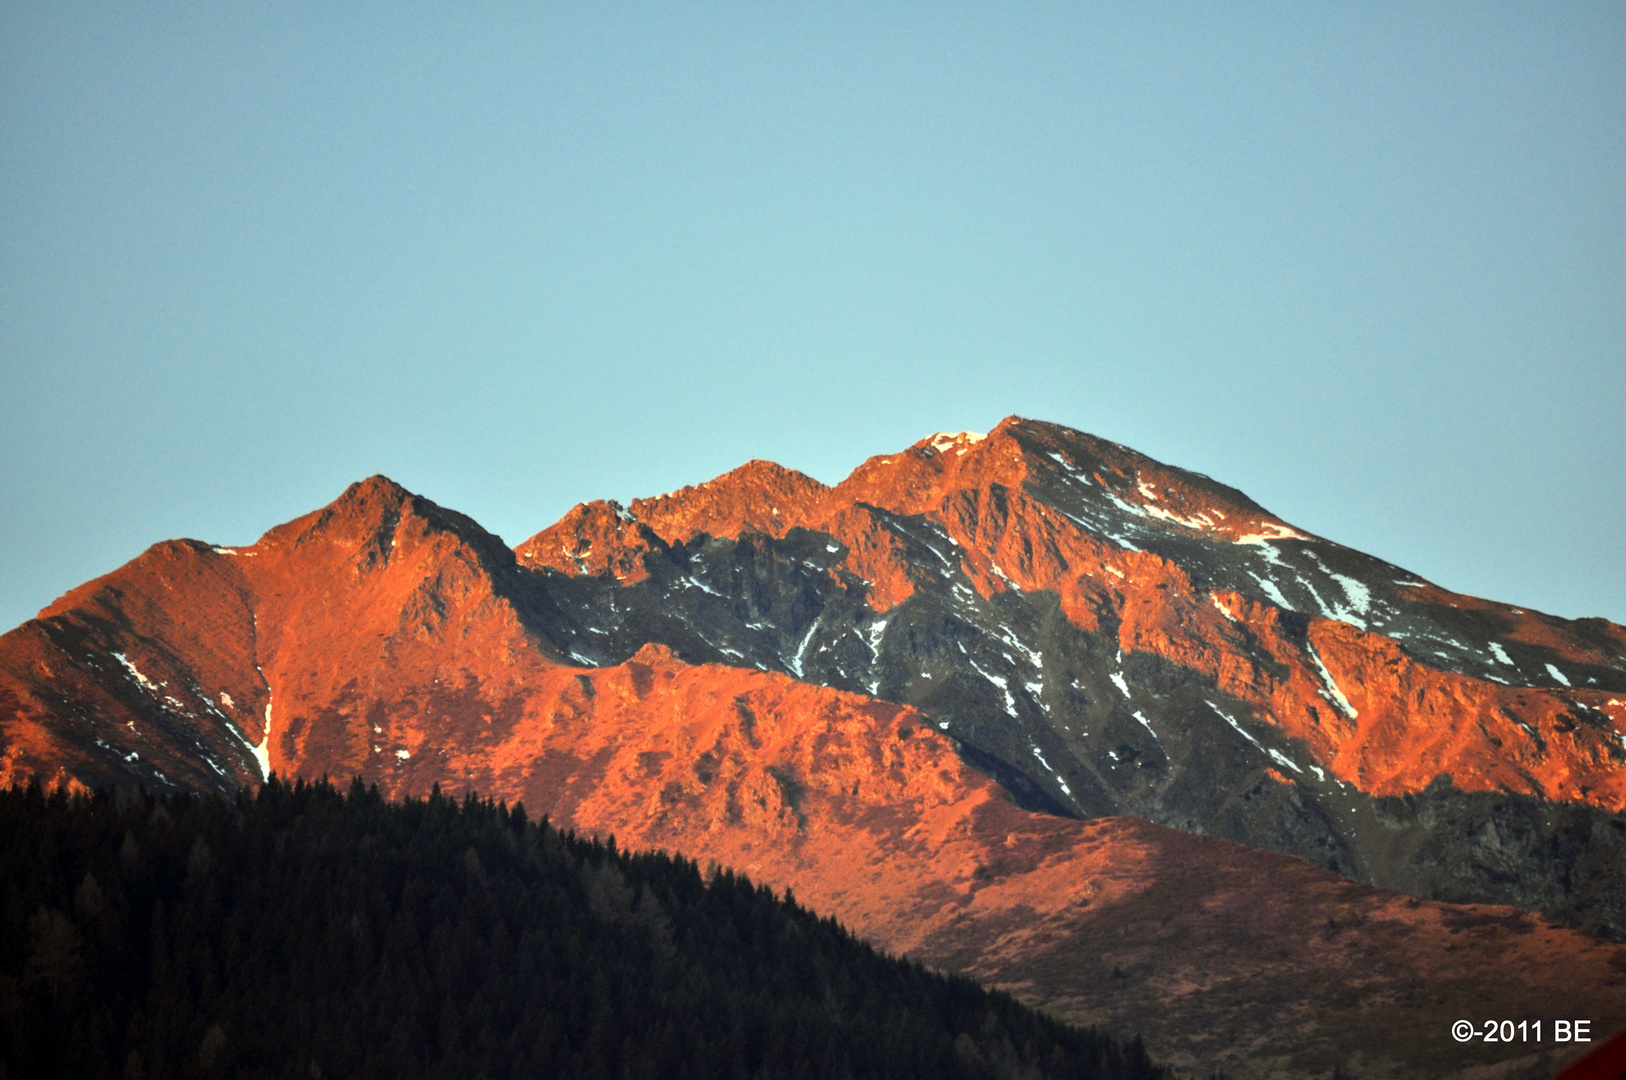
629;459;831;544
258;475;515;577
515;500;664;581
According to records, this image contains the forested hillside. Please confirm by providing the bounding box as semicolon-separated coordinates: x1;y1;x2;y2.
0;778;1164;1080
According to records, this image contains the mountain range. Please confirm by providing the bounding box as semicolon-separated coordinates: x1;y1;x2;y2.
4;416;1624;1078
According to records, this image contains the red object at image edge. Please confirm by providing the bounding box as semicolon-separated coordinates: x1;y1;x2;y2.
1558;1025;1626;1080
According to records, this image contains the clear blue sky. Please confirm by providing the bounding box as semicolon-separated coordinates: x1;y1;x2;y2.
3;4;1622;633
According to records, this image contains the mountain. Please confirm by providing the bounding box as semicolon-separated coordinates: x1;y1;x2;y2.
516;419;1626;933
3;416;1625;1077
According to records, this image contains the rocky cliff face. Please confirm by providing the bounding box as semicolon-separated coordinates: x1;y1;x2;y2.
513;418;1626;937
4;418;1625;1077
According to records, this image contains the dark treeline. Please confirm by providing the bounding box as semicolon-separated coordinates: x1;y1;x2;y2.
0;777;1163;1080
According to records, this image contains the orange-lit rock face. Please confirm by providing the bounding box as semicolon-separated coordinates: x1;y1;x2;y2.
515;500;661;582
519;417;1626;814
498;416;1626;947
630;460;830;544
2;477;550;795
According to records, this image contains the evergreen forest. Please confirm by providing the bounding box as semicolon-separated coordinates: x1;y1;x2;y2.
0;778;1165;1080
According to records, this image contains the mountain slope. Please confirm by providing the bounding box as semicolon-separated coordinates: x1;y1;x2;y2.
4;418;1626;1077
514;417;1626;934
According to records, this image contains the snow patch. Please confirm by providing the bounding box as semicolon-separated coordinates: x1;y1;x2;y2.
1031;747;1073;795
396;749;410;760
1306;643;1358;719
223;700;272;781
928;431;986;454
681;575;720;596
112;652;158;694
1488;642;1513;666
991;626;1042;669
1329;572;1371;616
1045;451;1091;483
788;614;824;677
1545;663;1571;687
1210;594;1237;622
970;660;1018;715
1207;700;1265;753
254;701;273;779
1248;573;1292;610
1234;522;1311;545
1267;748;1303;774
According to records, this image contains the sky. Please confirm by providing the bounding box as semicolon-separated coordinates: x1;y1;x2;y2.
2;3;1622;634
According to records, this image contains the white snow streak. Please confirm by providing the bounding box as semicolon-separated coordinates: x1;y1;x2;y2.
227;700;272;781
1266;748;1303;774
112;652;158;694
1206;700;1264;752
1032;747;1073;796
970;660;1019;715
1248;573;1292;610
1306;644;1358;719
788;614;824;677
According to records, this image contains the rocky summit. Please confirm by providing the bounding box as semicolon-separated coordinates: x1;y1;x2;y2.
4;416;1625;1078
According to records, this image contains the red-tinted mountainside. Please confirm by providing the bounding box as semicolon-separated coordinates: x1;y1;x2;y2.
4;419;1625;1078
